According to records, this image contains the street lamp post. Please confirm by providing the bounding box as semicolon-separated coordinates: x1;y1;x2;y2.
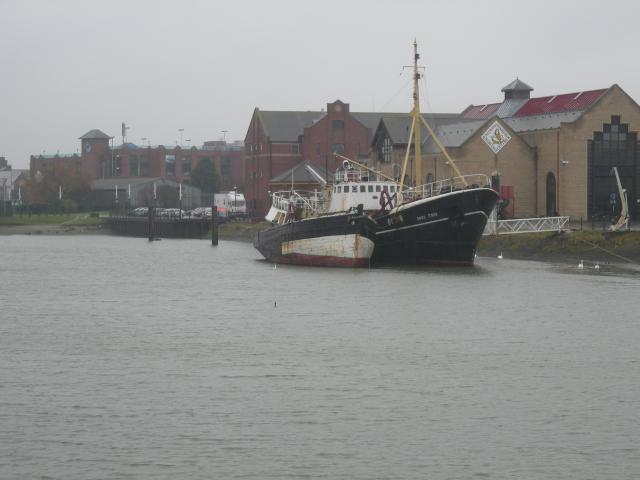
179;128;184;146
1;178;6;217
233;185;237;219
110;137;115;177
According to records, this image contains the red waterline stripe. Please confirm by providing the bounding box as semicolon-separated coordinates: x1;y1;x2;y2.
271;253;370;268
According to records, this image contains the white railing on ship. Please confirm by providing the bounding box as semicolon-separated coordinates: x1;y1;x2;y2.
271;191;325;214
335;168;367;183
403;174;491;200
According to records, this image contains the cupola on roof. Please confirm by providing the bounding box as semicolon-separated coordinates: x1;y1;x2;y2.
501;78;534;92
501;78;534;101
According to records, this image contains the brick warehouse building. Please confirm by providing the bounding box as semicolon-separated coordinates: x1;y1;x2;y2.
243;101;413;218
246;82;640;222
30;130;244;197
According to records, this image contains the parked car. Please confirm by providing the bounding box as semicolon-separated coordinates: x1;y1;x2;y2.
190;207;207;218
160;208;188;218
129;207;148;216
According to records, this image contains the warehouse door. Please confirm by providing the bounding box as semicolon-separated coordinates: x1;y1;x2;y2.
546;172;556;216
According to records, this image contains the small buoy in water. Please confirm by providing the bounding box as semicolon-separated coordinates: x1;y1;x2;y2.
578;260;584;269
497;252;503;259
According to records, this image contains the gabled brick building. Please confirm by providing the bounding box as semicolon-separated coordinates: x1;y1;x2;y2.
244;101;407;218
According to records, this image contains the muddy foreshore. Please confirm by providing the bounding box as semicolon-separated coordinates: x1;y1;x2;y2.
2;221;639;267
477;230;640;265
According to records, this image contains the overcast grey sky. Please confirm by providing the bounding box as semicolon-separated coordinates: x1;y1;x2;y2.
2;0;639;169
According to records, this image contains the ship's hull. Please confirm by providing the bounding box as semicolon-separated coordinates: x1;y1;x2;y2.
254;213;377;267
371;188;499;265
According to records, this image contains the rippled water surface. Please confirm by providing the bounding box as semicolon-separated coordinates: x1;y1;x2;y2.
1;235;639;479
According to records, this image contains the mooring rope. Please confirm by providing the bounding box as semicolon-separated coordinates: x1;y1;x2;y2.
577;237;637;264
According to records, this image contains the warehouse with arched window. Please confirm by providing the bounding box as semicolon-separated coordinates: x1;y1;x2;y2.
371;80;640;221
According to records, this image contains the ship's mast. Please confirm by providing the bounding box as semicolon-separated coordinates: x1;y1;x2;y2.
398;40;423;196
398;41;468;195
412;40;423;189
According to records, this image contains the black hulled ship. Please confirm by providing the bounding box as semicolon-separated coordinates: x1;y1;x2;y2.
254;186;377;267
254;41;498;267
372;187;498;265
365;40;497;265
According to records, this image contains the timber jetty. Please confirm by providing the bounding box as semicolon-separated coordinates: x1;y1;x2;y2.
105;207;212;239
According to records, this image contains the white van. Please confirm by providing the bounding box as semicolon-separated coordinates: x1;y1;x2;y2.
214;191;246;219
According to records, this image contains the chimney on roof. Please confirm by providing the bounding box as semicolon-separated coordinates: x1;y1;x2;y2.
501;78;534;101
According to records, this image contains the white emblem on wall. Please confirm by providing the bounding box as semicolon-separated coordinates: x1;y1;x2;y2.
481;121;511;154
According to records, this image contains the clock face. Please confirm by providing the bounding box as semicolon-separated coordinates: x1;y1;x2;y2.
84;142;92;153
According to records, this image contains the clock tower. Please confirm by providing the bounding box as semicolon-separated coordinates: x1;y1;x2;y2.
79;129;111;179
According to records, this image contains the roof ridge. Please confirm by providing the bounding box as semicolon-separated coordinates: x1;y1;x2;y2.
528;87;607;101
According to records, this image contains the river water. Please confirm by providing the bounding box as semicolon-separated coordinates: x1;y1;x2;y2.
1;235;639;479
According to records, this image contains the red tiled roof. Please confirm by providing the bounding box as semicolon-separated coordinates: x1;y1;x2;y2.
513;89;607;117
460;103;501;119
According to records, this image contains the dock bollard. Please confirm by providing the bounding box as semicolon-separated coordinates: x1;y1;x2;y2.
211;205;218;246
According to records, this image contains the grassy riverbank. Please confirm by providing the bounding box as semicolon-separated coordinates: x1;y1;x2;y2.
0;213;106;235
218;221;268;241
0;212;103;226
0;215;266;238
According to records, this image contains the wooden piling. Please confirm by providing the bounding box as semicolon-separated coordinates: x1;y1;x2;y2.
211;205;218;246
147;205;154;241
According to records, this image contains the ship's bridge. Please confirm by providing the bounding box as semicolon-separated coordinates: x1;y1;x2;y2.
328;166;398;212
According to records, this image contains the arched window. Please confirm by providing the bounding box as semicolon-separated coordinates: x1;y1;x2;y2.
546;172;556;216
588;115;638;219
381;137;393;163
